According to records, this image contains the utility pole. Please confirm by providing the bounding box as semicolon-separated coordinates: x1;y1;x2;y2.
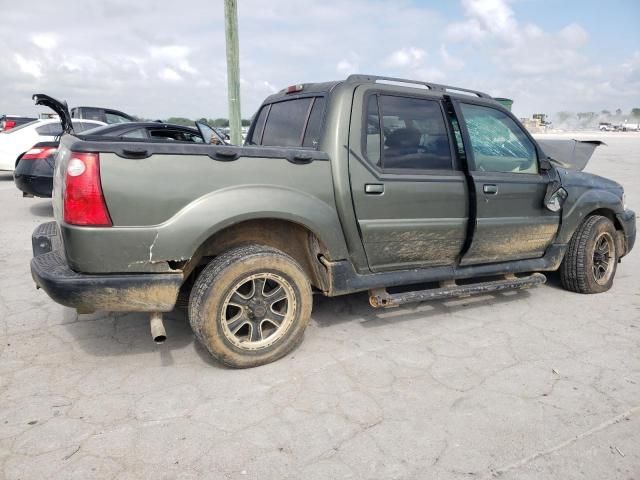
224;0;242;145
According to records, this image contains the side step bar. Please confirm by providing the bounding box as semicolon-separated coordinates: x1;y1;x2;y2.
368;273;546;308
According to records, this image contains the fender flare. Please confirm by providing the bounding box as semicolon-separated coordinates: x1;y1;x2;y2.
557;189;623;244
150;185;350;262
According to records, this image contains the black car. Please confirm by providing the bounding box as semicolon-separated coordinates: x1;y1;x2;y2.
14;122;211;198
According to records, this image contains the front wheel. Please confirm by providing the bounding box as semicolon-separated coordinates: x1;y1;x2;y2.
560;215;618;294
189;245;312;368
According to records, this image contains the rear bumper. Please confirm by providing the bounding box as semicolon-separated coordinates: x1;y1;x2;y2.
617;209;636;257
14;173;53;198
31;222;182;313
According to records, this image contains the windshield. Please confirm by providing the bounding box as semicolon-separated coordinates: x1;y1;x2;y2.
1;120;39;134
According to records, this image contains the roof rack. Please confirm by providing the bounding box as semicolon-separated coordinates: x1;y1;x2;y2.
345;74;493;99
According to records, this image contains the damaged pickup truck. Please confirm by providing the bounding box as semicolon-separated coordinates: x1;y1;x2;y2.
31;75;636;368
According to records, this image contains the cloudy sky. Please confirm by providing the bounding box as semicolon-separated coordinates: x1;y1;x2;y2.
1;0;638;120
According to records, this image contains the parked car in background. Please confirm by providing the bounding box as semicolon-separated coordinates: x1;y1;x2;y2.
14;122;211;198
0;119;104;171
79;121;208;142
71;106;135;124
0;115;37;132
13;142;58;197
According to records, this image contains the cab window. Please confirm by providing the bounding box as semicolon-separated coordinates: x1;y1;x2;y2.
261;98;312;147
460;103;538;174
250;96;327;148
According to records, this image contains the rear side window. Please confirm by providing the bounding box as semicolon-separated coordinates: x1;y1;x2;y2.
105;112;131;124
251;96;326;148
261;98;312;147
302;97;325;148
247;106;269;145
77;108;105;122
36;123;63;136
74;122;102;133
365;94;453;170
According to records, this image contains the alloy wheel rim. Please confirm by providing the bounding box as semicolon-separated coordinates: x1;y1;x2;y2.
221;273;296;350
592;232;614;285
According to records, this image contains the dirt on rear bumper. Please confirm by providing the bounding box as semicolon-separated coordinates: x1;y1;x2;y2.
31;222;182;313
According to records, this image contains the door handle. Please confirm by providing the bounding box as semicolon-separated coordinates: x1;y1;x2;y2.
365;184;384;195
483;184;498;195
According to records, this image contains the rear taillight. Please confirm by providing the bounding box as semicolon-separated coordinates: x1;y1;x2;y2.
4;120;16;130
63;152;112;226
21;146;58;160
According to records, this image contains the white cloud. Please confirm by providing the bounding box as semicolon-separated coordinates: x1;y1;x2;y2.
439;45;464;70
445;18;486;43
0;0;635;121
559;23;589;48
177;60;198;75
444;0;591;78
158;67;182;82
32;33;58;50
337;59;357;75
14;54;42;78
149;45;191;60
384;47;427;68
461;0;517;39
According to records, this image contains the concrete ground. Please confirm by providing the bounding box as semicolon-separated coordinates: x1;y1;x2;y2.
0;133;638;479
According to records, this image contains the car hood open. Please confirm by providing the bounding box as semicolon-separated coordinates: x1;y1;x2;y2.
536;138;604;171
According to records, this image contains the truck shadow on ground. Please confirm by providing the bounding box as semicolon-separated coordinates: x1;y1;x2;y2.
64;284;538;367
29;200;53;218
62;307;198;367
312;287;534;328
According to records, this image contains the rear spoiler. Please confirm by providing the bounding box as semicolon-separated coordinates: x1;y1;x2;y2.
536;139;605;171
33;93;74;135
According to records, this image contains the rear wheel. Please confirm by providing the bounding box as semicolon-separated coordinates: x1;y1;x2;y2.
560;215;618;293
189;245;312;368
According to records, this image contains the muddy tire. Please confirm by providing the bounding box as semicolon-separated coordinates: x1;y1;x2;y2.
189;244;312;368
560;215;618;294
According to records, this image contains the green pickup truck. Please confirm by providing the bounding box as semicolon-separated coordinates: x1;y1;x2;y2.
31;75;636;368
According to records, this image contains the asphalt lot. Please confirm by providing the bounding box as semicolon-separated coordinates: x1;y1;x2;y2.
0;132;638;479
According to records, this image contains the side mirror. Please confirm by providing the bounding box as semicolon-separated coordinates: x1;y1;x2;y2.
539;157;552;171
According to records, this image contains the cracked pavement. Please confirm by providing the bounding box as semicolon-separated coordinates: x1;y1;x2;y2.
0;133;638;479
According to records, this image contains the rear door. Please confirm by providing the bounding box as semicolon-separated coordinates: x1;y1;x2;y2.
454;100;560;265
348;86;469;272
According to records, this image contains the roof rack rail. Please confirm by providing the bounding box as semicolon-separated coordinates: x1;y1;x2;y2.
345;74;493;99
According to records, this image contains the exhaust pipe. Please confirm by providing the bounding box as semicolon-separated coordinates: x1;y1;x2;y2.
150;312;167;344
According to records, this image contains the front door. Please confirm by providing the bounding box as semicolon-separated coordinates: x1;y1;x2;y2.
455;101;560;265
348;87;469;272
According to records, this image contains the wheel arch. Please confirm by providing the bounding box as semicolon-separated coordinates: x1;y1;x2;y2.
183;217;334;292
557;189;623;244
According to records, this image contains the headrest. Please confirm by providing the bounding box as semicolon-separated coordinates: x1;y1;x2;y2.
385;127;421;148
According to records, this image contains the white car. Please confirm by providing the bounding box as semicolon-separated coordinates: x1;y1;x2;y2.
0;119;105;171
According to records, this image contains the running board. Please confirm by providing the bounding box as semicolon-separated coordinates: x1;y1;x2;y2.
368;273;546;308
